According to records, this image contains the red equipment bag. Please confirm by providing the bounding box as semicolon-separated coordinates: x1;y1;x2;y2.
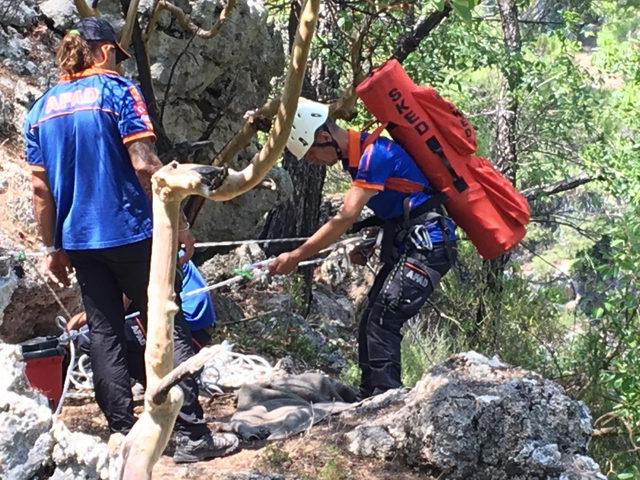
356;59;530;260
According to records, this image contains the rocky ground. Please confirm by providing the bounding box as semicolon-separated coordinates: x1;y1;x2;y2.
0;235;609;479
2;328;607;480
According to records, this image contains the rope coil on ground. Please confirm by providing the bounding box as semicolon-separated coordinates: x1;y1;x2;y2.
62;339;275;398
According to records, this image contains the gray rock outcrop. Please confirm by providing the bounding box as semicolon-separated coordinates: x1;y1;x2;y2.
345;352;605;480
0;343;54;479
0;342;109;479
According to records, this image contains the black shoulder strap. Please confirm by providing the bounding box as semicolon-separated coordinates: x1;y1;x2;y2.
425;137;468;193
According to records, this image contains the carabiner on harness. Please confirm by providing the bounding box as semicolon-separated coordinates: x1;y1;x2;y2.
408;224;433;251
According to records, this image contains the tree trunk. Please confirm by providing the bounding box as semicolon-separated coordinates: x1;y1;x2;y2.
494;0;521;184
113;0;320;473
119;0;172;155
475;0;522;349
260;2;338;311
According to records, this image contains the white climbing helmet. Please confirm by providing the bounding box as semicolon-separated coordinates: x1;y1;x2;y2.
286;98;329;159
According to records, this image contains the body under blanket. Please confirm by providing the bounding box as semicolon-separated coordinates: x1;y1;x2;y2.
223;372;359;440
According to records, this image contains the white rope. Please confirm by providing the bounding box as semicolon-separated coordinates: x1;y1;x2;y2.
0;251;45;262
200;341;274;390
183;237;359;298
194;237;309;248
183;258;272;298
53;316;88;412
27;257;73;319
62;341;275;397
67;353;94;397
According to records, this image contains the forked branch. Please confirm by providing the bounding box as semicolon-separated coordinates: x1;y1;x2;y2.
145;0;237;44
116;2;320;477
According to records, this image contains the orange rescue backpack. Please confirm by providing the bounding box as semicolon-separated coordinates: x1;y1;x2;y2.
355;59;530;260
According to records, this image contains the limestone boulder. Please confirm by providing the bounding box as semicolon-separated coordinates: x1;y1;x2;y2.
0;343;54;479
345;352;605;480
0;342;109;479
49;421;110;480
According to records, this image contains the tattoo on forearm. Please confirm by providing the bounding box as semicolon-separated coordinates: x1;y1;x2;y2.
127;140;163;199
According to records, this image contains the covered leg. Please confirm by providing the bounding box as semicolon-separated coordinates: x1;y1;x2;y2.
365;246;452;393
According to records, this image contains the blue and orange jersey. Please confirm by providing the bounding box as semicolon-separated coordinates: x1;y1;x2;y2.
24;68;155;250
343;130;456;243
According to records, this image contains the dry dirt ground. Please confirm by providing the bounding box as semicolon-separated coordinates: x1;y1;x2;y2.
58;393;428;480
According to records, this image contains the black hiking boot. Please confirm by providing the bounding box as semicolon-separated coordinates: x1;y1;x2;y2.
371;387;388;396
172;431;240;464
356;389;370;402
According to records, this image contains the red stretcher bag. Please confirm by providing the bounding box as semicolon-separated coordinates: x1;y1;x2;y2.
355;59;530;260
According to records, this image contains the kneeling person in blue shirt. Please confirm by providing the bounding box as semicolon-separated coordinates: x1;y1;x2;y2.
71;258;217;384
123;258;217;384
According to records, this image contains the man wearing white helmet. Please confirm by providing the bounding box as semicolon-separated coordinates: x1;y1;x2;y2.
269;98;457;398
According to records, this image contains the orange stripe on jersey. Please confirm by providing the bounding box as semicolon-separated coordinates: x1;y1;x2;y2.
59;67;119;82
123;131;156;145
127;86;154;131
353;179;384;191
385;177;424;193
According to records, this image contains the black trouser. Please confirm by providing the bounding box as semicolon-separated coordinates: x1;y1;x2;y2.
358;243;454;395
67;239;209;438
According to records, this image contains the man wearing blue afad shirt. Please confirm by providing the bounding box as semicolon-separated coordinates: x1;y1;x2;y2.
269;99;457;399
24;17;236;462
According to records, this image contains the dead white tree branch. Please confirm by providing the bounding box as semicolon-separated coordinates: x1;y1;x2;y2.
114;1;320;477
149;344;224;405
145;0;236;44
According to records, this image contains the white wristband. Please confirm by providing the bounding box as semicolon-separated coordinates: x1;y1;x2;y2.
42;245;60;255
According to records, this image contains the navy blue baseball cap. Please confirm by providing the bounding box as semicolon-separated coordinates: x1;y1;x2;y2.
72;17;131;63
